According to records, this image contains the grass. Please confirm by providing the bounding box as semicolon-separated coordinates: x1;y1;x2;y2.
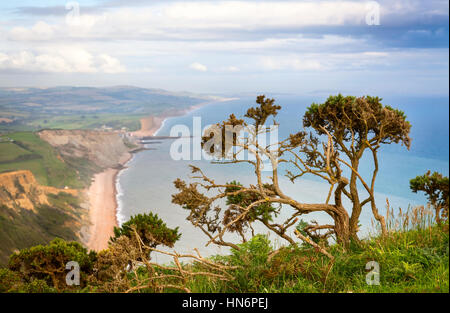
113;221;447;293
26;113;143;132
0;132;82;188
107;206;448;294
178;226;448;293
176;206;449;293
1;113;143;132
0;203;78;266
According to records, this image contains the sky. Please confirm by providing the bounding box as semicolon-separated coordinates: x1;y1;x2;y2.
0;0;448;96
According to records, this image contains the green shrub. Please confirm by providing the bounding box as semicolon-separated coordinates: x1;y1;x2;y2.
112;213;181;248
8;238;96;291
0;268;22;292
226;235;273;292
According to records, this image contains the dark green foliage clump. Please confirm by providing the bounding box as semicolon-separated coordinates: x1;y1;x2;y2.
225;181;278;224
304;94;411;148
245;95;281;126
0;268;23;292
7;238;96;291
225;235;273;292
410;171;449;222
0;268;55;293
112;213;181;248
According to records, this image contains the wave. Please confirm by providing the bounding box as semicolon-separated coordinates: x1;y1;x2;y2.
115;154;135;226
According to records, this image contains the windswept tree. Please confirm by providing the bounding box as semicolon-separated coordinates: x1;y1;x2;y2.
172;95;411;250
410;171;449;224
303;95;411;238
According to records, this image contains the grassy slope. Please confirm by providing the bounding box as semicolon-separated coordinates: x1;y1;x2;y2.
0;193;81;265
0;132;82;188
183;225;449;293
0;132;87;265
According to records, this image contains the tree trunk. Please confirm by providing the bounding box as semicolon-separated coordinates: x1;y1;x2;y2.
333;177;350;247
330;207;350;248
348;158;361;240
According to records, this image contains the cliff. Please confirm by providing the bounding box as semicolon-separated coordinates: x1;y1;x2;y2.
0;170;82;265
38;130;131;170
0;170;77;213
38;130;133;187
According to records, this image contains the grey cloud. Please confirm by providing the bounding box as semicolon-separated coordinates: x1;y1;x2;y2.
13;5;106;16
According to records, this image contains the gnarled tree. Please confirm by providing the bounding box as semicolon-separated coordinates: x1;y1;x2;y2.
303;95;411;238
172;95;411;251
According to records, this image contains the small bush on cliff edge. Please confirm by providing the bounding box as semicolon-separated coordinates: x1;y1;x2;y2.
7;238;96;291
112;213;181;248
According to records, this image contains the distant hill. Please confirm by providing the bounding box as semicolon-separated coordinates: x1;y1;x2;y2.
0;86;223;131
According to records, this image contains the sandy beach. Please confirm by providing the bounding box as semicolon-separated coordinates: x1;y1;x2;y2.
86;152;131;251
85;113;166;251
132;115;167;137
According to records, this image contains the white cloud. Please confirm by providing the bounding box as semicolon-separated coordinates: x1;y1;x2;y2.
5;2;383;42
10;21;56;41
0;48;125;73
189;62;208;72
96;54;126;73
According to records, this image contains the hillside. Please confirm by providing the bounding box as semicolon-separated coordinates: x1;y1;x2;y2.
0;129;137;265
0;170;83;265
0;132;82;188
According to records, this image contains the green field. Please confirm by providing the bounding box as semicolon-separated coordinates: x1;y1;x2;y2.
27;113;143;132
0;132;82;188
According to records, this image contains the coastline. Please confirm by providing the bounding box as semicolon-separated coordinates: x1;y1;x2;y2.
86;97;238;251
85;152;132;251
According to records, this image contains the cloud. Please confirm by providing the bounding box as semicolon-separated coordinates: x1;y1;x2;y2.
189;62;208;72
10;21;56;41
7;1;446;42
0;48;125;73
5;1;448;52
14;5;104;16
0;1;447;95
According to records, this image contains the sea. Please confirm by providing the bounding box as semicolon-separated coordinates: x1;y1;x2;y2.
116;95;449;262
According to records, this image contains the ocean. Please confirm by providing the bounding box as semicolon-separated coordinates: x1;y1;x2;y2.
117;95;449;262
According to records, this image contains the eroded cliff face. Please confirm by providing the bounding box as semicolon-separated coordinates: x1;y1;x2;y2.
0;170;78;213
0;170;82;265
38;130;130;169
